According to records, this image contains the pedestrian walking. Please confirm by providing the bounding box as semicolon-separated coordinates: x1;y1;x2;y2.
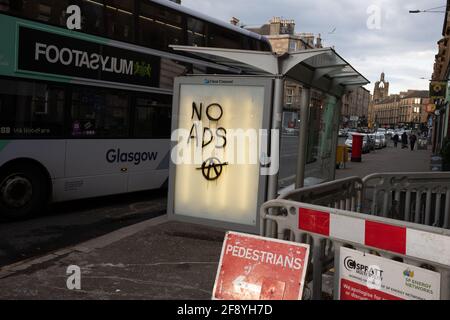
410;133;417;151
401;132;408;149
392;134;399;148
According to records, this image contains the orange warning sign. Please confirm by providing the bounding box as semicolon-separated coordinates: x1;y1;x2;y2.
212;231;310;300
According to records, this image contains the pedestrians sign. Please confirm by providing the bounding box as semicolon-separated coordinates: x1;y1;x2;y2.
213;231;310;300
339;247;441;300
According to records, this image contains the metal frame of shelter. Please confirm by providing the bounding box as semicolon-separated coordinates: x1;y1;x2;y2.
171;45;370;201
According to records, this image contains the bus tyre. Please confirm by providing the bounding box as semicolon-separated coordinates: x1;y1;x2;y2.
0;164;49;220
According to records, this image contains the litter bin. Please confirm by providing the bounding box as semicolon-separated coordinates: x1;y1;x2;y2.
336;145;348;169
430;156;443;171
351;134;363;162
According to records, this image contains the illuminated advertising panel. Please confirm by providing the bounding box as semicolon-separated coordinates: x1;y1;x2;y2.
168;77;273;232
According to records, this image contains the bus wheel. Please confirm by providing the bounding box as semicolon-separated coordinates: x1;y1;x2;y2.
0;164;49;220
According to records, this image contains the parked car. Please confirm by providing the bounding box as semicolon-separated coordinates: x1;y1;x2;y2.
370;134;381;149
339;128;349;137
380;134;387;148
372;133;385;149
365;134;375;151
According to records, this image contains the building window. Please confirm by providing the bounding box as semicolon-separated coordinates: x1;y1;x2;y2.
286;88;294;105
71;87;129;138
289;41;297;52
0;78;65;138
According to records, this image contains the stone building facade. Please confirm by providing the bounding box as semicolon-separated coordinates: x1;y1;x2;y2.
368;90;430;129
373;72;390;103
245;17;369;130
246;17;323;129
341;87;371;128
431;0;450;153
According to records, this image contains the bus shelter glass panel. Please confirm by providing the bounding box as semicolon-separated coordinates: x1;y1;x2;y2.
305;94;339;185
171;78;272;229
278;111;300;189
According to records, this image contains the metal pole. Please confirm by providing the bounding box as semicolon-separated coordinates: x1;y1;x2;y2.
267;76;285;200
296;87;311;188
330;98;342;181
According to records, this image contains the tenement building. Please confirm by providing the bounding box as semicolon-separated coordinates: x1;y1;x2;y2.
341;87;371;128
244;17;324;129
368;89;430;129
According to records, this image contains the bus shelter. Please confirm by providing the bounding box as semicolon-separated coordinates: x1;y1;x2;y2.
168;45;369;233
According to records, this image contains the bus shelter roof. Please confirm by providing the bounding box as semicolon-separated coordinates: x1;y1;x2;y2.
171;45;369;97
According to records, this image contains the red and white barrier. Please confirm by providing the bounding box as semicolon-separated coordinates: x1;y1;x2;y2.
298;207;450;266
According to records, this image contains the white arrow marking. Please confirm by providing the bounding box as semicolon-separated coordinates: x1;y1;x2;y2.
232;276;262;296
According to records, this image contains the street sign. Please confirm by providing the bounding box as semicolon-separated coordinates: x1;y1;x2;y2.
213;231;310;300
429;81;447;100
339;247;441;300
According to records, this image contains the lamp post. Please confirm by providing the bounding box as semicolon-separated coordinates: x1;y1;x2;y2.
409;5;446;14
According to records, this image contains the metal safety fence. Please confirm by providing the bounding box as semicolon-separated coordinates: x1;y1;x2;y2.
260;199;450;300
362;172;450;229
280;172;450;230
280;176;363;212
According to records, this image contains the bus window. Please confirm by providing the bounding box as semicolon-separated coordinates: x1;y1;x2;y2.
0;0;67;25
0;78;65;138
105;0;134;42
187;17;206;47
80;0;105;36
70;87;130;138
138;1;184;50
207;24;240;49
134;95;171;139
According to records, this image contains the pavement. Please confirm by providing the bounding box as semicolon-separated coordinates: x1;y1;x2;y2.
0;142;434;300
336;142;432;180
0;217;224;300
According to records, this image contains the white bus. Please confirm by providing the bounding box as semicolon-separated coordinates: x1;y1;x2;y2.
0;0;272;219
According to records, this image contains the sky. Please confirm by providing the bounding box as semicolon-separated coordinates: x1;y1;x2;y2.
182;0;446;95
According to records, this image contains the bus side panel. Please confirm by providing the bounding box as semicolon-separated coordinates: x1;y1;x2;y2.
57;139;130;202
126;139;170;192
0;140;65;179
55;139;168;202
52;174;128;202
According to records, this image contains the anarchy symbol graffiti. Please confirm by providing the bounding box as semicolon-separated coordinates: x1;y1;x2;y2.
197;157;229;181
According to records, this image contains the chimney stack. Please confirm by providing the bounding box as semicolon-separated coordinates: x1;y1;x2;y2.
230;17;240;26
